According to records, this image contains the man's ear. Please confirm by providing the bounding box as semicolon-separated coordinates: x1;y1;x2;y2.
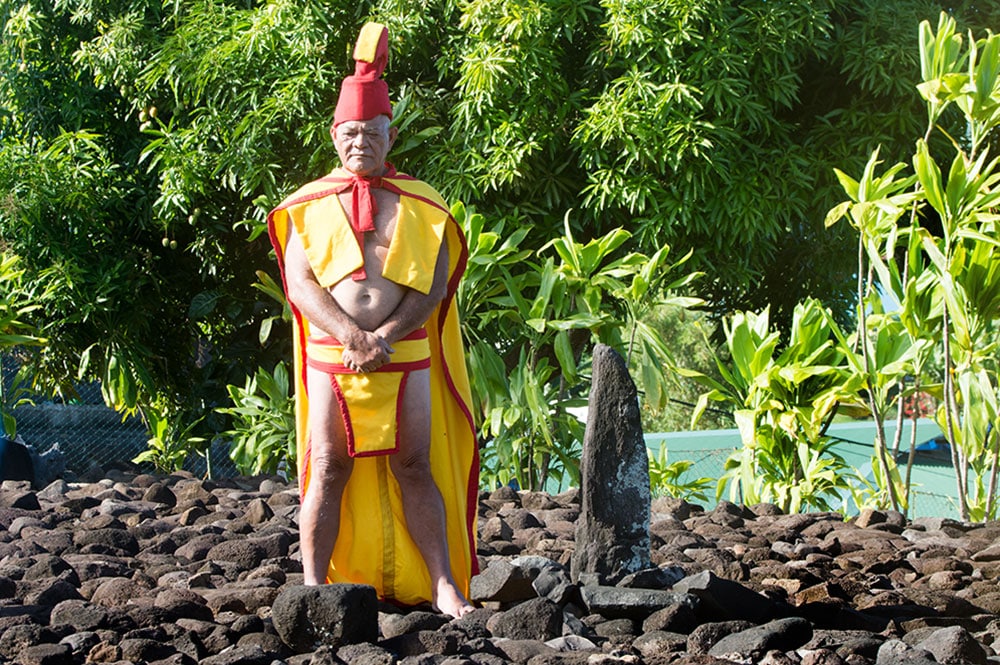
388;125;398;147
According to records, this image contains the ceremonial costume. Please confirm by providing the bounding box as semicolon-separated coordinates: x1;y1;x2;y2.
266;22;479;607
268;166;479;605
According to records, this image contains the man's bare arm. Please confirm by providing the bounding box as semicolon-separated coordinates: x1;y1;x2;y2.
374;240;449;345
283;227;391;365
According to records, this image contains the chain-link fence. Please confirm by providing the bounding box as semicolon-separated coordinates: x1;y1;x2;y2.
3;355;239;479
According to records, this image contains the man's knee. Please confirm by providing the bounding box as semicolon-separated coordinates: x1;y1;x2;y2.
389;449;432;481
309;449;354;486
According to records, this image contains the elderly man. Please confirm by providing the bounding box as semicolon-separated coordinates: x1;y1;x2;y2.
267;23;478;618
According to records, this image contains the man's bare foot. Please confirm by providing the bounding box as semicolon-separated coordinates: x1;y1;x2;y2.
433;579;475;619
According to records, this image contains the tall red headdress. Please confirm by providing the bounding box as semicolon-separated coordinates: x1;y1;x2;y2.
333;22;392;126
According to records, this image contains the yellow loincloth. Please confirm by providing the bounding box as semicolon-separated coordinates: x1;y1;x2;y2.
305;329;431;457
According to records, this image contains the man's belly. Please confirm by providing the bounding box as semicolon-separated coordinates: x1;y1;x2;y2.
323;275;406;333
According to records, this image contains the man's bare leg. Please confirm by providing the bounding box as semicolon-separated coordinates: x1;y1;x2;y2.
391;369;474;618
299;366;354;585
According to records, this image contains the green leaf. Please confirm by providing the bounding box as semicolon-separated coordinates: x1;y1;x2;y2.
915;139;947;216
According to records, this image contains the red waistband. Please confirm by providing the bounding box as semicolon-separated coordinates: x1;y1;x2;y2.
309;327;428;346
307;357;431;375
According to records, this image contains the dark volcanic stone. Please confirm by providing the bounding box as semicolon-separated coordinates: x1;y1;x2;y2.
236;631;289;655
337;642;397;664
470;559;536;603
49;599;109;632
199;644;273;665
618;565;686;590
876;639;939;665
487;597;563;641
16;642;72;665
154;588;215;623
90;576;145;608
4;471;1000;665
271;584;378;653
0;488;40;510
687;621;757;655
915;625;989;664
571;344;651;585
380;610;450;639
674;569;780;622
206;540;267;569
73;527;139;556
593;616;638;640
22;554;78;585
633;630;689;659
175;533;226;561
642;601;699;634
492;638;559;663
0;575;15;598
21;577;82;606
579;584;699;620
142;482;177;506
380;629;459;657
708;617;813;661
120;636;176;662
0;623;58;660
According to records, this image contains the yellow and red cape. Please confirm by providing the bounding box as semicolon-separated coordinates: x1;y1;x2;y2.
267;166;479;605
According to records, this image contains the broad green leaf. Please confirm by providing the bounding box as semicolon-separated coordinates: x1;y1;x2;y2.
915;139;947;216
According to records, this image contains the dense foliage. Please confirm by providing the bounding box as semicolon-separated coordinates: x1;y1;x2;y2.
2;0;998;477
827;14;1000;521
0;253;45;436
682;14;1000;518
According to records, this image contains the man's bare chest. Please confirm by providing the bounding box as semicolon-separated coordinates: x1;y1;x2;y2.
337;189;400;248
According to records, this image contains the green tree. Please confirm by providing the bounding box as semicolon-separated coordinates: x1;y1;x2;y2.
3;0;999;469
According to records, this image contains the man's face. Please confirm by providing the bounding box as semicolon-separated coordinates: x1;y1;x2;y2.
332;115;397;177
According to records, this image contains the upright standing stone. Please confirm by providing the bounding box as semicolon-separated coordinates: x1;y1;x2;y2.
571;344;651;584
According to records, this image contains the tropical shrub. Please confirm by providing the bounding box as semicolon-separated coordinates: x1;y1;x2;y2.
131;404;206;474
647;443;713;503
4;0;998;475
681;299;864;513
219;362;296;477
826;14;1000;520
457;202;699;490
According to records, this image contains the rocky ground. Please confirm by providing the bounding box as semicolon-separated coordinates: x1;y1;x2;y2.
1;471;999;665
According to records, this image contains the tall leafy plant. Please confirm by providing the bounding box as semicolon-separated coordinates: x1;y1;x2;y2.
457;203;699;491
824;149;920;512
132;403;206;474
681;299;863;513
827;15;1000;520
219;362;296;477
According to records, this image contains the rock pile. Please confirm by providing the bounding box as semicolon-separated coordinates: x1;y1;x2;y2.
1;472;1000;664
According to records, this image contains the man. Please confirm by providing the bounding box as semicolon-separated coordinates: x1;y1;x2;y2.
267;22;478;618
